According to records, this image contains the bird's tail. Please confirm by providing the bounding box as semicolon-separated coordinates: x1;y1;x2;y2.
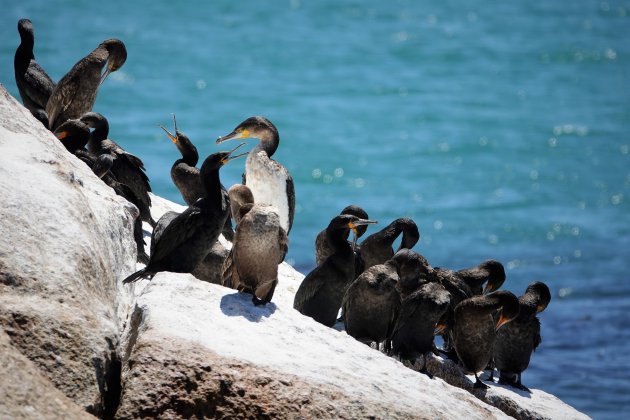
122;268;153;284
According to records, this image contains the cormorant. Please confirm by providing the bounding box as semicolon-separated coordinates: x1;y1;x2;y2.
391;281;451;377
437;260;506;296
390;249;436;296
216;116;295;234
53;119;90;156
342;260;401;347
356;217;419;274
293;215;377;327
46;38;127;130
160;115;234;239
493;281;551;391
227;184;255;225
225;202;288;305
14;19;55;125
80;112;154;226
91;154;150;264
453;291;520;389
122;144;247;283
159;114;203;206
315;205;369;266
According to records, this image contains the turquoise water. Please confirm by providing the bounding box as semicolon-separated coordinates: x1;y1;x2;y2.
2;1;629;417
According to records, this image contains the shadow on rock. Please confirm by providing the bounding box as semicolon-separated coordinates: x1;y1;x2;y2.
220;292;277;322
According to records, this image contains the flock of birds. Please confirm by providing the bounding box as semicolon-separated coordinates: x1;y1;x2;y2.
14;19;552;392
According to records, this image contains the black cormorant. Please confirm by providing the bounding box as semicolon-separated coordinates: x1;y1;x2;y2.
293;215;377;327
493;281;551;391
315;205;369;266
453;291;520;389
342;260;401;347
122;144;247;283
356;217;419;274
80;112;154;226
160;115;234;239
14;18;55;125
46;38;127;130
391;281;451;377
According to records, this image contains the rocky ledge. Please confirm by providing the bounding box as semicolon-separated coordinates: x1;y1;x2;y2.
0;85;588;419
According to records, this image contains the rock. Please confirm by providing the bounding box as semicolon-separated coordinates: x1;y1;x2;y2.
118;269;508;419
0;84;137;416
424;354;590;420
0;329;94;419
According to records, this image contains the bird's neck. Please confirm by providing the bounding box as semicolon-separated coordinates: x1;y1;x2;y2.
253;131;279;157
202;170;223;203
178;145;199;167
327;227;354;256
14;42;34;72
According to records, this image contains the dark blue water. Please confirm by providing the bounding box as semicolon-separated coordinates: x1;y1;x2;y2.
2;1;629;417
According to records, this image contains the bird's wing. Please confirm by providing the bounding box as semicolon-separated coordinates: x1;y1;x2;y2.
532;317;542;351
24;62;55;109
293;266;325;311
391;293;420;336
46;71;82;129
278;226;289;263
285;173;295;233
221;248;239;289
150;210;183;257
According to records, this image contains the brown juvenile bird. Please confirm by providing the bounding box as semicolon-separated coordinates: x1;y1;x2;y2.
453;291;520;389
46;38;127;130
493;281;551;391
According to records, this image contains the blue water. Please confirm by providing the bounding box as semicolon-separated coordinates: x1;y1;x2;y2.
2;1;629;417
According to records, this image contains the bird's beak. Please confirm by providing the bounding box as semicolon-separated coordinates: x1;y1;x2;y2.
55;131;68;140
100;61;113;86
483;281;497;295
220;142;249;165
348;219;379;230
159;125;178;144
216;129;250;144
434;322;447;336
495;313;511;331
536;303;546;313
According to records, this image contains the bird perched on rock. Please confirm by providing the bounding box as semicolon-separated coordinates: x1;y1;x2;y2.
223;199;288;305
453;291;520;389
216;116;295;234
122;144;247;283
46;38;126;130
315;205;370;266
356;217;419;274
390;249;436;296
342;259;401;347
80;112;154;226
437;260;506;296
391;281;451;377
14;18;55;126
227;184;255;225
493;281;551;391
91;154;149;264
53;119;90;157
160;115;234;239
294;215;377;327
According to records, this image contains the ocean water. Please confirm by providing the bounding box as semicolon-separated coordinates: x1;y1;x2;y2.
1;1;629;417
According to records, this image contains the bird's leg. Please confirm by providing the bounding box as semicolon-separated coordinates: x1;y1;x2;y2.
473;373;488;390
419;354;433;379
